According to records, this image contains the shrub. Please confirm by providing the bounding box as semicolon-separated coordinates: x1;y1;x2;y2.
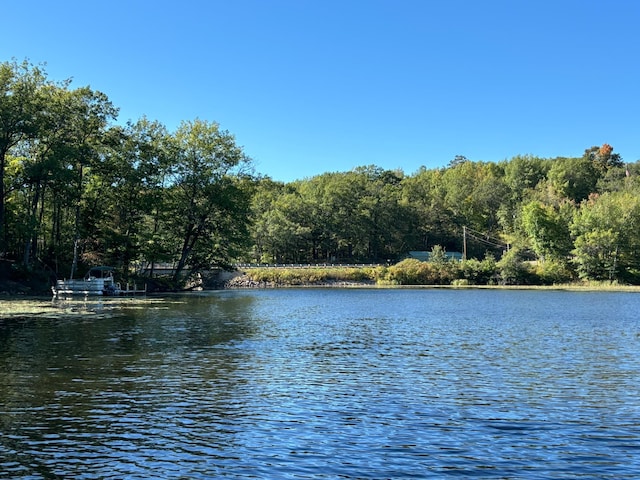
533;260;576;285
382;258;458;285
244;266;380;285
459;254;497;284
496;249;534;285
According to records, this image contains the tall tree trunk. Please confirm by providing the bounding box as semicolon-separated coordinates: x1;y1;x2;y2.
22;183;41;268
36;183;47;260
173;224;195;282
0;148;8;256
70;164;83;279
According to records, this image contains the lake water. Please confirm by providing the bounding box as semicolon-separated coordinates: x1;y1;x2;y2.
1;288;640;478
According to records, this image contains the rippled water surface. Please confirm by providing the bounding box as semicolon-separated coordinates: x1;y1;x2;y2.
1;288;640;478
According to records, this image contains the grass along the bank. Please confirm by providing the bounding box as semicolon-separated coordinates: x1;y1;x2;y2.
238;258;640;289
243;266;382;285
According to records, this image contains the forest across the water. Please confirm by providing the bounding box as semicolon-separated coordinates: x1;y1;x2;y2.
2;59;640;292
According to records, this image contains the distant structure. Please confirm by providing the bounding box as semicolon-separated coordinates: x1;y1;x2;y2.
408;251;463;262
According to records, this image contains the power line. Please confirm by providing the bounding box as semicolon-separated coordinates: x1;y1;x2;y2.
466;227;509;246
466;232;507;249
465;226;508;246
463;226;510;257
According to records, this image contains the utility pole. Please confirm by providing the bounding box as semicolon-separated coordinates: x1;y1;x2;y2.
463;226;467;261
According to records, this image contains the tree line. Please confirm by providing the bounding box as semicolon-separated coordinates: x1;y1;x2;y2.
250;150;640;284
1;60;252;285
2;59;640;287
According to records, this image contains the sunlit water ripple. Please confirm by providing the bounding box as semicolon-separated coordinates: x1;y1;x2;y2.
1;289;640;478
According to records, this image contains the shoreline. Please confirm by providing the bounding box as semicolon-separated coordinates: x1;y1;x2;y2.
223;274;640;292
3;282;639;321
4;277;640;302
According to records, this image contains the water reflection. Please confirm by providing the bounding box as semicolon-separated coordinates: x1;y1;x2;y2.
1;293;261;477
1;289;640;478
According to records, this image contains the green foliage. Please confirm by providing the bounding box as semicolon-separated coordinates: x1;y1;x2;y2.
502;155;550;201
382;258;458;285
571;190;640;282
441;160;509;233
459;254;497;284
496;249;532;285
244;266;380;285
520;200;573;260
400;167;457;251
384;259;430;285
249;167;410;264
161;119;252;280
572;229;620;281
584;144;624;173
0;60;255;283
3;59;639;288
532;259;575;285
429;245;448;265
547;156;600;203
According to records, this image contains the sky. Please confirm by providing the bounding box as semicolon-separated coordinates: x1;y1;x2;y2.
3;0;640;182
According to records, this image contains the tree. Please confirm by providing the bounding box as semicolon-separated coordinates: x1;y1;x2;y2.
165;119;253;281
502;155;550;202
520;200;572;261
54;87;118;278
571;190;640;282
572;229;620;281
355;166;408;262
1;75;117;274
441;160;509;256
401;167;457;251
0;60;51;255
429;244;448;265
302;171;368;261
584;143;623;174
547;156;599;203
448;154;469;168
96;118;173;274
249;179;308;263
496;248;530;285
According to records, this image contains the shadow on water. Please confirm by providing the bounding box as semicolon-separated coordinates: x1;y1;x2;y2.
1;289;640;478
0;292;261;477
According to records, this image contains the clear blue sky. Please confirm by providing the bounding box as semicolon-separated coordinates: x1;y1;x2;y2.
3;0;639;182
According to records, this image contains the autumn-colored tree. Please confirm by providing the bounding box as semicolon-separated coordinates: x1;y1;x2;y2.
584;143;623;173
